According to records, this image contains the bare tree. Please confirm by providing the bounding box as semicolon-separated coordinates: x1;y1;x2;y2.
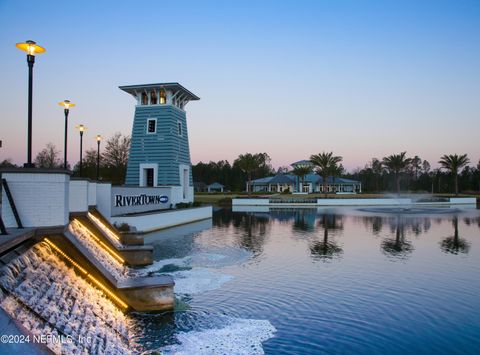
102;133;130;168
101;133;131;184
34;143;62;168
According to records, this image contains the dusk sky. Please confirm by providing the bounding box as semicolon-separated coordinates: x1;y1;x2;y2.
0;0;479;171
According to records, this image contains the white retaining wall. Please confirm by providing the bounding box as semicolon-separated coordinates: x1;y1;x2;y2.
88;182;97;206
449;197;477;204
317;198;412;206
171;186;194;204
232;199;271;206
96;183;112;219
110;206;213;233
69;180;89;212
1;171;69;227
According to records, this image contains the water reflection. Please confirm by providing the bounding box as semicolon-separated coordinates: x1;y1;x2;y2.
381;216;414;259
359;214;432;238
440;216;471;255
232;212;270;254
309;213;344;261
292;209;317;232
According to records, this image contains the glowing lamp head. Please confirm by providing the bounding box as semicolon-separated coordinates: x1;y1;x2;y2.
16;40;46;56
96;135;102;142
59;99;75;110
76;124;87;133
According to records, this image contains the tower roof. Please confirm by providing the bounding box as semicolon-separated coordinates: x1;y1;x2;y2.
119;82;200;101
291;159;313;167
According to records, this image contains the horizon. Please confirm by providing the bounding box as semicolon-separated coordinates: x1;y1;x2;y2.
0;0;479;172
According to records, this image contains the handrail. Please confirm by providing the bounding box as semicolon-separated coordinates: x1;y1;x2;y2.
0;215;7;235
1;178;23;228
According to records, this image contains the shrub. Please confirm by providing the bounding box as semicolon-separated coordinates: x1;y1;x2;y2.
175;202;191;209
115;222;130;232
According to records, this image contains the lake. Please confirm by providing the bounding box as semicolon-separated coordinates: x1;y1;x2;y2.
131;206;480;354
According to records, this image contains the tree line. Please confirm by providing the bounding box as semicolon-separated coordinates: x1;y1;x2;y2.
2;144;478;195
0;133;130;185
346;152;479;195
193;151;480;195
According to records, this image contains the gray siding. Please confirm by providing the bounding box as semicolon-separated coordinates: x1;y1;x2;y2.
125;105;192;186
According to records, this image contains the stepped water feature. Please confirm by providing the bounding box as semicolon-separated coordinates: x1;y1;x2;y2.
87;212;122;247
68;219;131;280
0;242;131;354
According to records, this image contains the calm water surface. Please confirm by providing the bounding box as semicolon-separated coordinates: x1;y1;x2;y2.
132;206;480;354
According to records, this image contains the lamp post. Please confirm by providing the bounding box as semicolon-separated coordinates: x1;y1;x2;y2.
75;124;87;176
95;135;102;180
58;100;76;169
16;40;46;168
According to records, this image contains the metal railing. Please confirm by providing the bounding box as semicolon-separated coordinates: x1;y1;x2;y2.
269;198;317;204
1;178;23;228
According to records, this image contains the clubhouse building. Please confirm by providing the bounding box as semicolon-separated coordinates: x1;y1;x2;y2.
250;160;362;194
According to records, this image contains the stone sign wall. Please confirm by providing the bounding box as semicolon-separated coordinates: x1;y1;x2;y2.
111;186;172;216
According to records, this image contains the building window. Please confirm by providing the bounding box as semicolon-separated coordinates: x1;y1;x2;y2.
302;184;309;193
160;89;166;104
141;92;148;105
150;91;158;105
178;121;183;136
147;118;156;134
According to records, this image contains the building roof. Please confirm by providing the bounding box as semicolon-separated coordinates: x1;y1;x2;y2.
119;82;200;101
251;173;360;185
268;174;295;184
249;176;272;185
208;182;225;188
291;159;313;167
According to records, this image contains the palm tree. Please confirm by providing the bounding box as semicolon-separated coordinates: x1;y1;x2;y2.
310;152;343;197
438;154;470;196
234;152;271;196
371;158;384;192
292;165;312;193
382;152;412;195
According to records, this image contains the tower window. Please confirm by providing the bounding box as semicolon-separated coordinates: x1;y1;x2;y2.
141;92;148;105
150;91;158;105
147;118;157;134
178;121;182;136
160;89;166;104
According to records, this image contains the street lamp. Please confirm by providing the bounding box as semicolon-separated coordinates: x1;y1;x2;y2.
95;135;102;180
75;124;87;176
58;100;76;169
16;40;46;167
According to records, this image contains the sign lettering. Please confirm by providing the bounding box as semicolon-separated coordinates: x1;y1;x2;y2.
114;194;169;207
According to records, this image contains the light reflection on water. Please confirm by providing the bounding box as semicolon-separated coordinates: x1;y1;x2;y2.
133;207;480;354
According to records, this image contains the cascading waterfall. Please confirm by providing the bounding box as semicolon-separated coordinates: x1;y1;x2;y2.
68;219;132;280
87;212;122;247
0;242;132;354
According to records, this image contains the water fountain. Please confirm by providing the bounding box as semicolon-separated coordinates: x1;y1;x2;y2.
0;242;131;354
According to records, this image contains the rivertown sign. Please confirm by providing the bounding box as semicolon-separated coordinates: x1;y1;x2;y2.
110;186;172;216
114;193;169;207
